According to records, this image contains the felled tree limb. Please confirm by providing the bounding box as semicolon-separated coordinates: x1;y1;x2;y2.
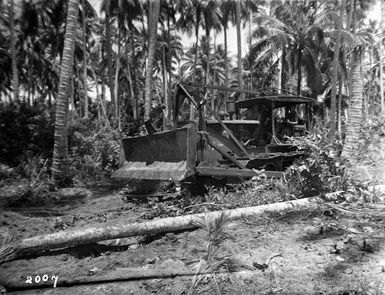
1;259;208;290
0;197;323;264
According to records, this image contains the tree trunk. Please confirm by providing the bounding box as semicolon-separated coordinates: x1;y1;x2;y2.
126;64;136;118
82;0;88;118
379;28;384;113
224;25;229;112
347;0;353;31
297;47;302;96
105;0;116;119
347;0;357;101
248;9;253;90
144;0;160;121
93;70;101;120
162;44;167;104
114;24;121;129
101;46;107;120
206;28;210;86
91;68;108;122
337;73;342;133
277;52;282;93
281;47;286;93
52;0;79;186
28;48;32;105
213;29;217;111
166;13;173;128
205;27;211;113
0;197;323;264
341;50;363;164
130;26;138;120
161;32;168;121
351;0;356;33
236;0;244;100
368;44;373;116
147;0;153;43
9;0;19;101
101;43;106;113
381;0;385;110
162;40;168;130
193;8;200;84
190;8;201;121
48;93;52;111
70;76;75;120
330;0;344;141
1;264;236;290
382;0;385;38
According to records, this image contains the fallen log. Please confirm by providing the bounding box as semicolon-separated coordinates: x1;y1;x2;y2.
1;259;214;290
0;260;262;291
0;197;323;264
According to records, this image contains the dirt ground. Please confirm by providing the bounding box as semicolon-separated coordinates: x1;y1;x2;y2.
0;180;385;295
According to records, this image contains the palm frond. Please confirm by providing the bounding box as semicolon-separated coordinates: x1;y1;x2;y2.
324;30;355;45
313;10;339;26
253;13;287;29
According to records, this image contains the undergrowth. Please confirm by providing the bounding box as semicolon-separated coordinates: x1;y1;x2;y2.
134;173;299;220
285;128;349;198
0;103;54;166
68;118;120;184
357;116;385;165
0;104;121;188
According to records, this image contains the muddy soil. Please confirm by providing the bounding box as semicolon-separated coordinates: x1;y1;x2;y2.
0;180;385;295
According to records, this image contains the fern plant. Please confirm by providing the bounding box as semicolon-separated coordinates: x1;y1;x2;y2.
193;211;235;262
188;212;236;295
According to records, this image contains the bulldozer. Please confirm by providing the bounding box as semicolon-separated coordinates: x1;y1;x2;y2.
113;83;314;182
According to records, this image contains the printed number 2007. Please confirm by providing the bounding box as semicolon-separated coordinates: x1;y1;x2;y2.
25;274;59;288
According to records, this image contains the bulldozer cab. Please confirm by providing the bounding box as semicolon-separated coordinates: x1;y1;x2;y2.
233;95;312;144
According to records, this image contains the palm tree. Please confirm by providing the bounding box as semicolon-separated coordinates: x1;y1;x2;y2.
252;1;340;96
103;0;116;120
341;0;368;163
52;0;79;186
181;36;225;82
177;0;221;120
379;1;385;114
176;0;201;84
8;0;19;101
219;0;259;104
201;0;221;84
114;0;142;120
100;0;142;121
81;0;88;117
88;17;110;120
220;0;235;108
341;48;363;163
155;27;183;126
357;19;379;117
16;0;68;106
0;0;97;107
144;0;161;121
357;7;383;116
155;0;180;128
329;0;345;141
108;0;140;127
76;0;96;117
235;0;243;99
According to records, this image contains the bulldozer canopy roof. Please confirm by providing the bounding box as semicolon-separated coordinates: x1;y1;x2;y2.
235;96;313;109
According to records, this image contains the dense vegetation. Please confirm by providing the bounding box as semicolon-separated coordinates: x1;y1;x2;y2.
0;0;384;187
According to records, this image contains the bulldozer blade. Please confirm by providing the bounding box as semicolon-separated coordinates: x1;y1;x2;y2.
112;124;197;181
113;160;192;181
